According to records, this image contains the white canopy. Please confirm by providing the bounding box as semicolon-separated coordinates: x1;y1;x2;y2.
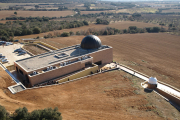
148;77;158;84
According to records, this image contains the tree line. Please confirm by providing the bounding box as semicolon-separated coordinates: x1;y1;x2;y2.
0;17;89;41
43;26;165;40
0;105;62;120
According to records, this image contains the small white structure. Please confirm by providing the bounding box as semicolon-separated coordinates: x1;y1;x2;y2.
147;77;158;89
148;77;158;84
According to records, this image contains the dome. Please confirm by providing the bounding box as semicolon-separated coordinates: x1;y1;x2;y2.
148;77;158;84
81;35;102;49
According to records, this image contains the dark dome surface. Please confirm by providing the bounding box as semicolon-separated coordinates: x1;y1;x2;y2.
81;35;102;49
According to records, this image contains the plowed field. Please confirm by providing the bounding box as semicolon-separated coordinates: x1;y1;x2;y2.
0;10;74;19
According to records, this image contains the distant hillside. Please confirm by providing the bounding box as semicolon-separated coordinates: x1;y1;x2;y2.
0;0;95;3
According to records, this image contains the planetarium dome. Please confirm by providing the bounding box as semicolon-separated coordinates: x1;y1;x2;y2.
81;35;102;49
148;77;158;84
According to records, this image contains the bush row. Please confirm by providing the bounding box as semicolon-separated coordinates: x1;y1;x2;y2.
0;105;62;120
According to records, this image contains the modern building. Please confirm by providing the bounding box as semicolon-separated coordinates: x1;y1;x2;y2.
15;35;113;86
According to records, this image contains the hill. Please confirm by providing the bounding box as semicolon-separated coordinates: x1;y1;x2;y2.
0;32;180;119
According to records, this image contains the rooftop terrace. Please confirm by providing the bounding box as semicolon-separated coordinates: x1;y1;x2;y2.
15;44;110;72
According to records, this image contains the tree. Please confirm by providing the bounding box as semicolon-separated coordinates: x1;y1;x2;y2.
14;11;17;15
69;31;74;36
129;26;137;30
35;5;39;9
76;31;80;35
83;20;89;25
33;27;41;34
96;19;102;24
13;107;29;120
152;27;161;33
61;32;70;37
0;105;9;120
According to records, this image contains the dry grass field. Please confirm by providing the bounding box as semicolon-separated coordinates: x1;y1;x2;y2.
116;8;158;14
1;68;179;119
14;21;164;40
81;10;116;14
162;9;180;13
0;3;41;9
0;10;74;19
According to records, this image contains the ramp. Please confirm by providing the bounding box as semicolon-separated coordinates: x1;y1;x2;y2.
0;62;26;94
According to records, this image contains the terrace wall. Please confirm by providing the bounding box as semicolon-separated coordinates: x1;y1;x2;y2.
58;64;98;83
29;62;84;86
89;47;113;64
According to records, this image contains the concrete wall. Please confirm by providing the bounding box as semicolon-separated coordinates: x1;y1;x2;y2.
89;47;113;65
28;62;83;85
58;64;98;83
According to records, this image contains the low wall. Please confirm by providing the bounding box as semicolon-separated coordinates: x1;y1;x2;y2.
155;88;180;106
6;65;15;71
39;42;58;50
21;47;35;56
58;64;98;83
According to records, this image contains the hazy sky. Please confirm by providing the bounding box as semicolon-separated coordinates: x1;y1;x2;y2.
100;0;180;1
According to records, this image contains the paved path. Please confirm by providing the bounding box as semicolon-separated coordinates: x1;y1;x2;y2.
117;64;180;98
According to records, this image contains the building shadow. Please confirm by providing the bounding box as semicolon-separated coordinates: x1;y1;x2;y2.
144;88;153;93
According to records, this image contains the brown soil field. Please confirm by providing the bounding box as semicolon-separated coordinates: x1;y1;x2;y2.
23;44;47;55
0;10;74;19
14;21;165;40
2;70;180;119
0;67;15;89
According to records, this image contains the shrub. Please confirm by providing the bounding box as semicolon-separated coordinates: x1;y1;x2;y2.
129;26;137;30
13;107;29;120
0;105;9;120
1;36;8;41
61;32;70;37
83;20;89;25
33;27;41;34
76;31;81;35
69;31;74;36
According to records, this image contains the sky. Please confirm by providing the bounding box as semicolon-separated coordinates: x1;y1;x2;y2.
100;0;180;1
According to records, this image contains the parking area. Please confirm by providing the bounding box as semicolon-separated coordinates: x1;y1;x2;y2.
0;43;31;67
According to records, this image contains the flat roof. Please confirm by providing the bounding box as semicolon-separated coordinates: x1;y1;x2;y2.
16;44;110;72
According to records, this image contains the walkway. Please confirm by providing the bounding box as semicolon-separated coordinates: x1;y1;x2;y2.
117;64;180;98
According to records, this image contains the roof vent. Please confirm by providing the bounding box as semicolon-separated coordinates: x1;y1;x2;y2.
33;71;37;75
50;66;53;70
47;67;50;71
